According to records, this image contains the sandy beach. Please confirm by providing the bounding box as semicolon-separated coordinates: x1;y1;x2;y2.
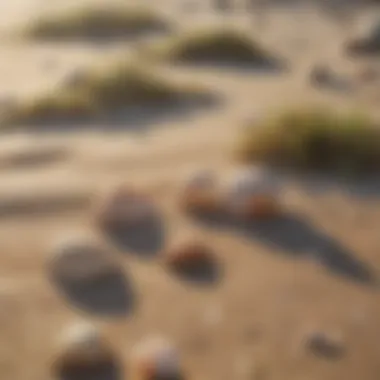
0;1;380;380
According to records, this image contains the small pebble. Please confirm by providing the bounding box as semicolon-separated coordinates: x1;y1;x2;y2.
304;330;345;359
53;322;115;374
309;64;332;86
48;232;116;282
131;335;183;380
95;185;158;230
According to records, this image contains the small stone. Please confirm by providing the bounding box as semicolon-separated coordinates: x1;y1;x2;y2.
309;64;332;86
304;330;345;359
179;169;223;214
164;235;214;270
131;336;183;380
346;20;380;55
227;166;280;198
48;232;116;282
164;235;219;284
53;322;115;375
226;166;282;220
95;185;158;231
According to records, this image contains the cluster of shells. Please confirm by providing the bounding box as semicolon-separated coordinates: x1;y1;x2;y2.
181;166;282;220
53;323;182;380
49;165;284;379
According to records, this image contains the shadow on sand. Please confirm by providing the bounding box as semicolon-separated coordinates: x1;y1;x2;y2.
188;210;377;286
50;269;136;318
57;358;121;380
0;146;69;171
170;56;288;75
284;172;380;200
102;215;166;259
3;93;221;135
0;193;92;220
169;255;222;287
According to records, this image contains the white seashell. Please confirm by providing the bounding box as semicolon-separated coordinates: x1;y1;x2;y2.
227;166;280;200
225;166;281;217
61;322;101;352
55;322;112;367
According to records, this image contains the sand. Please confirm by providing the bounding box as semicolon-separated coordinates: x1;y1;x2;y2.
0;1;380;380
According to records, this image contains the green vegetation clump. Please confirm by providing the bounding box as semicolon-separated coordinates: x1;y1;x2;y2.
153;28;274;65
23;6;170;41
1;63;208;126
235;106;380;176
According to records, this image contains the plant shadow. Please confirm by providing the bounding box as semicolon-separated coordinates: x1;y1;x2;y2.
0;146;69;170
171;56;288;75
50;270;135;318
0;193;92;220
3;93;221;135
188;210;377;286
30;19;174;46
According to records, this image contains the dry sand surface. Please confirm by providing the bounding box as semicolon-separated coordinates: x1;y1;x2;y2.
0;0;380;380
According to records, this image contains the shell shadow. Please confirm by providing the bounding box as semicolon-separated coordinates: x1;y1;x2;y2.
56;358;121;380
5;92;221;135
188;211;377;286
102;215;166;259
169;257;222;287
50;269;135;318
345;39;380;57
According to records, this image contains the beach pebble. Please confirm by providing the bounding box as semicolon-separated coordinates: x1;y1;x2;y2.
131;336;183;380
164;236;215;272
53;322;115;374
180;169;222;214
48;232;116;282
304;329;345;359
226;166;282;219
95;185;158;230
309;64;333;86
345;20;380;55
